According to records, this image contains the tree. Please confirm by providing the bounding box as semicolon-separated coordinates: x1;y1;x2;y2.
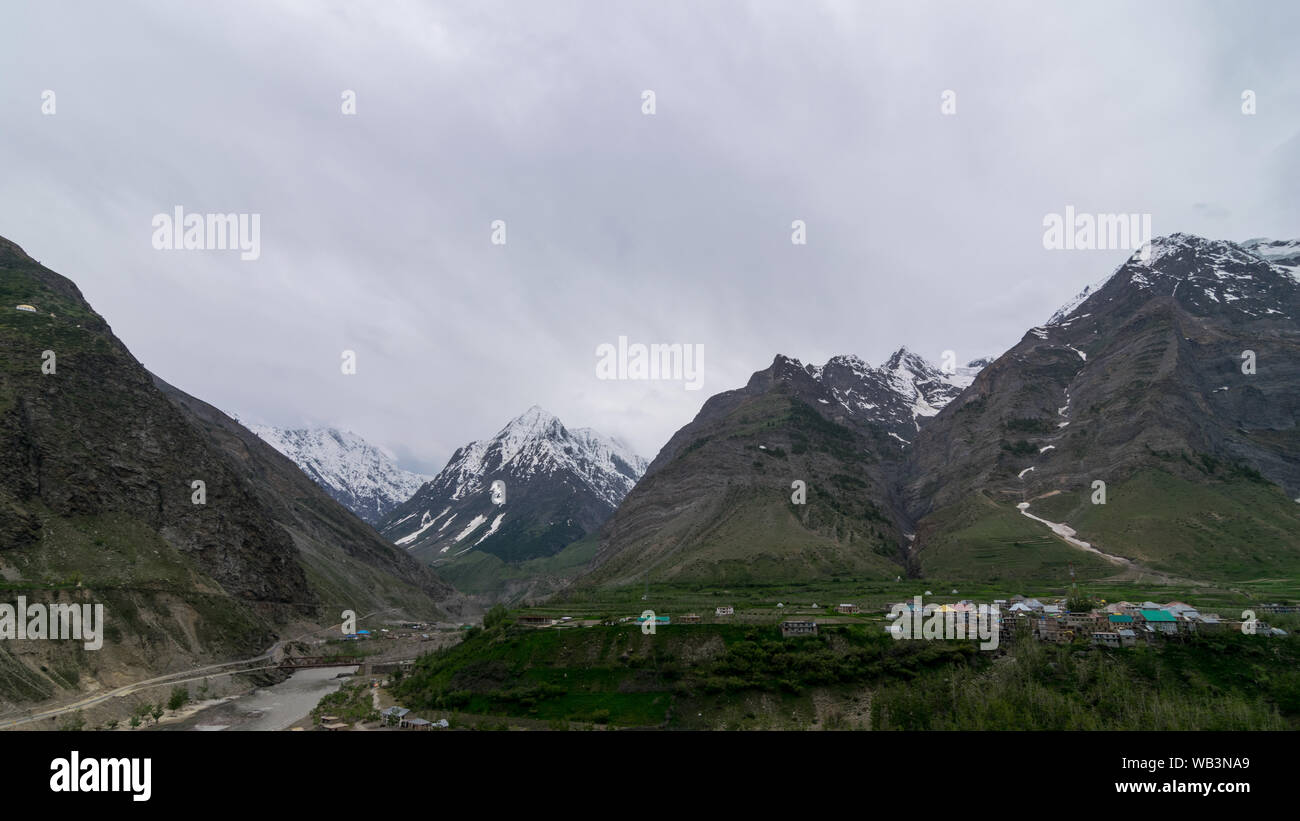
1067;595;1098;613
150;704;164;724
128;715;141;729
484;604;510;630
167;686;190;711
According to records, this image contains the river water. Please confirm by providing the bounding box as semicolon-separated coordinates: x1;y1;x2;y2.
163;666;360;731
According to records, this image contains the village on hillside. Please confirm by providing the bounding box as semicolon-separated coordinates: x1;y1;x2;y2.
507;597;1295;645
313;598;1294;731
887;596;1293;647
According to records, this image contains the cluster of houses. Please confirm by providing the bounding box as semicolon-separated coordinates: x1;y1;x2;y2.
509;595;1292;647
884;595;1290;647
1020;596;1288;645
342;625;440;641
375;706;449;731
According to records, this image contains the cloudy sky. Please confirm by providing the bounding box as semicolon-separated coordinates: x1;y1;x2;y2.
3;0;1298;473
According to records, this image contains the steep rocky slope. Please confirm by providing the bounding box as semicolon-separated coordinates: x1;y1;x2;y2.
585;349;982;586
0;236;466;708
902;234;1300;580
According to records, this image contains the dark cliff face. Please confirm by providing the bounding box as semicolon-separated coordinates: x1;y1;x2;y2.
0;236;466;676
903;234;1300;518
0;239;312;606
153;375;466;616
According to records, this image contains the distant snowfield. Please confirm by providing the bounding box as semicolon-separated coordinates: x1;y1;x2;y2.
248;424;430;524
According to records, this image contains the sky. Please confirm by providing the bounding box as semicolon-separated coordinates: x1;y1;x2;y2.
2;0;1298;474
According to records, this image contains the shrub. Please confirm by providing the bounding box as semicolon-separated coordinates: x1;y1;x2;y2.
484;604;511;630
167;686;190;711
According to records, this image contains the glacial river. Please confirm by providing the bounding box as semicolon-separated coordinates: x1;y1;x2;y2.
163;666;360;731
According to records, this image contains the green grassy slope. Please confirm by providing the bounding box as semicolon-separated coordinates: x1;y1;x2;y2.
914;493;1114;582
435;535;600;598
1027;469;1300;580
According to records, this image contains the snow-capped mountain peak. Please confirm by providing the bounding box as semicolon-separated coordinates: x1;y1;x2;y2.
502;404;564;437
781;347;986;443
882;346;980;419
492;405;569;464
377;408;648;563
1048;233;1300;327
428;406;647;506
1130;233;1265;274
249;425;430;525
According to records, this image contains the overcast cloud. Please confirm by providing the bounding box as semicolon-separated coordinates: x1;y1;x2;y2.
2;0;1297;473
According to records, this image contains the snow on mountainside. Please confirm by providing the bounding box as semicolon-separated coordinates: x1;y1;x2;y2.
412;406;647;511
1242;237;1300;279
1046;279;1108;326
377;406;648;563
785;347;987;441
568;425;652;503
249;425;430;525
1048;234;1300;326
